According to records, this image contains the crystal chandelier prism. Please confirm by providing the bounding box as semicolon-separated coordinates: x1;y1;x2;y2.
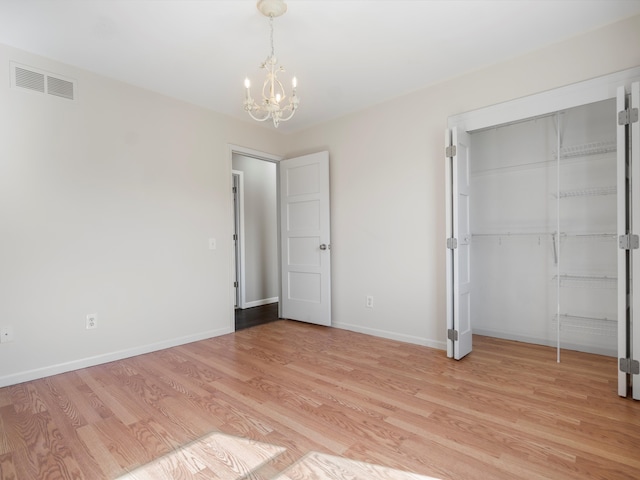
243;0;299;128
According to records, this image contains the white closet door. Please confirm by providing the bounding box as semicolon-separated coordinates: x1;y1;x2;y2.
617;85;629;397
617;82;640;399
446;127;473;360
631;82;640;400
280;151;332;326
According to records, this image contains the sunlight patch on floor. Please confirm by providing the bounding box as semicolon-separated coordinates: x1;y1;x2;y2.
117;432;286;479
117;431;441;480
275;451;441;480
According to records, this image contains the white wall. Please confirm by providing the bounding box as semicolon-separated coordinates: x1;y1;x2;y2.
231;154;278;306
283;14;640;349
0;44;285;386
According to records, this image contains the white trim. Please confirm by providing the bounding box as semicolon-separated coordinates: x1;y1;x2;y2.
0;326;232;388
241;297;279;309
448;67;640;132
232;170;246;309
333;321;446;351
228;144;283;163
472;328;616;358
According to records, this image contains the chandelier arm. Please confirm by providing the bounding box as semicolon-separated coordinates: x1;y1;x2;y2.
245;109;273;122
277;108;297;123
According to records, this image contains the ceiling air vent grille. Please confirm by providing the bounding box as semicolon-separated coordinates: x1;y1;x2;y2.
11;62;76;101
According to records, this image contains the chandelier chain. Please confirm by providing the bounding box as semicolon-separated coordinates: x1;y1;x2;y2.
269;14;275;58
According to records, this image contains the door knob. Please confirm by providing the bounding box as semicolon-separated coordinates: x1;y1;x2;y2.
320;244;329;250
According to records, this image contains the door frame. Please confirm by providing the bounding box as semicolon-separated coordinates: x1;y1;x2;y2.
228;145;283;331
232;170;245;309
448;67;640;133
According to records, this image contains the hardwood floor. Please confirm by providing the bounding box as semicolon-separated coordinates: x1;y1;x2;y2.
1;321;639;479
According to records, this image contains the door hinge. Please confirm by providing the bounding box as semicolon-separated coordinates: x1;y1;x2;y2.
618;234;639;250
232;186;237;193
446;237;458;249
233;281;238;288
618;107;639;126
233;233;238;241
619;358;640;375
447;329;459;341
445;145;457;157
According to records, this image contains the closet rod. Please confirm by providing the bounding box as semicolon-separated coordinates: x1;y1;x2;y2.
555;313;616;324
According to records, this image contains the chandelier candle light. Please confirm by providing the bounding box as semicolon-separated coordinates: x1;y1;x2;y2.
243;0;299;128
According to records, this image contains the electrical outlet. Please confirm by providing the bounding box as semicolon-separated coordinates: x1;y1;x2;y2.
0;326;14;343
366;295;374;308
86;314;98;330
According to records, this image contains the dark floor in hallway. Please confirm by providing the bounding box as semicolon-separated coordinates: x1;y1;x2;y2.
235;302;279;330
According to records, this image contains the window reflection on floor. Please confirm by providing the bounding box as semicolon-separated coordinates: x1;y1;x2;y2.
117;432;440;480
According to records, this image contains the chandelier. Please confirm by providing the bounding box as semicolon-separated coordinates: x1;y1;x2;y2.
243;0;299;128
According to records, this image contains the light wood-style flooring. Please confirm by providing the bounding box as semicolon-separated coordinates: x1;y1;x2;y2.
1;320;639;479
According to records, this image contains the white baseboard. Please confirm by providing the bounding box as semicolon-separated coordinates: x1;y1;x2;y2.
0;326;233;388
472;328;616;357
241;297;278;309
333;321;446;351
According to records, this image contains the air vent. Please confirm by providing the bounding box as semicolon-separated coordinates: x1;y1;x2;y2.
47;76;74;100
15;66;45;93
11;62;76;101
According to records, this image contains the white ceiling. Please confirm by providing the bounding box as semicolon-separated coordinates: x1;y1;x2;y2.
1;0;639;133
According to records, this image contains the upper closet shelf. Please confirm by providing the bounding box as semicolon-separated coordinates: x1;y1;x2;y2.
472;140;617;177
553;140;617;159
557;185;616;198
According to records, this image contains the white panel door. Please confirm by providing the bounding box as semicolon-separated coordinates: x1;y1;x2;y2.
631;82;640;400
280;151;331;326
446;127;473;360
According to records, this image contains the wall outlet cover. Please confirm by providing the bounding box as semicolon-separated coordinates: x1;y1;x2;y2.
86;314;98;329
0;326;14;343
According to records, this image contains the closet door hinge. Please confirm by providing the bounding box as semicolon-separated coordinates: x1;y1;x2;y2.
445;145;457;157
233;281;238;288
447;329;459;342
619;358;640;375
446;237;458;249
618;234;639;250
233;233;238;241
618;107;639;126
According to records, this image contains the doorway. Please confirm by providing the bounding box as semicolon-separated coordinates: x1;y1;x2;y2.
231;150;280;330
228;145;333;331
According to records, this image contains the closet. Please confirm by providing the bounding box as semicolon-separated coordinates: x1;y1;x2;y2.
445;68;640;399
470;99;617;358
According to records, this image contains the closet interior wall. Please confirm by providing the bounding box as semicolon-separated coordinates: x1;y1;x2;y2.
470;99;618;357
